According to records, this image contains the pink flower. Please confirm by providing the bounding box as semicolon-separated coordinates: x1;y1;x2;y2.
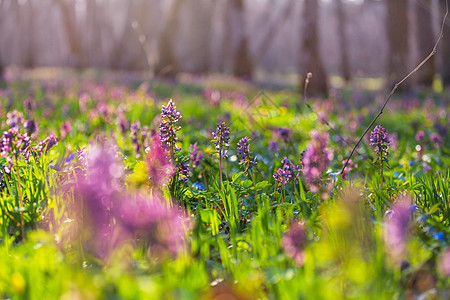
281;222;307;266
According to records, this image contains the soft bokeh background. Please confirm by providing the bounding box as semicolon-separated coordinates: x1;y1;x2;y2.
0;0;449;93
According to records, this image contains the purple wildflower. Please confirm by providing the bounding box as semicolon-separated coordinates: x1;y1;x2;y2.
24;97;35;112
189;142;204;170
117;193;190;257
370;125;390;156
118;113;129;134
237;137;250;163
415;130;425;143
384;197;415;261
146;136;175;188
237;137;257;171
159;99;182;152
177;162;190;182
273;127;292;144
212;122;230;158
0;129;15;157
73;146;124;259
430;133;443;148
268;140;280;153
34;134;59;155
60;121;72;138
281;222;307;266
273;156;301;185
24;120;38;136
6;110;24;129
15;134;31;160
131;121;141;155
302;131;333;194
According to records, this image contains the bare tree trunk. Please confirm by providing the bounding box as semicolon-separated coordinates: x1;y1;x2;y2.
414;0;435;86
227;0;253;79
300;0;328;95
0;0;5;81
335;0;351;82
22;0;36;67
53;0;85;68
386;0;409;90
155;0;184;77
254;0;296;64
86;0;103;67
440;0;450;86
108;0;136;69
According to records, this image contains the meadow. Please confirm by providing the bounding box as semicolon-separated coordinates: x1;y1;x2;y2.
0;73;448;299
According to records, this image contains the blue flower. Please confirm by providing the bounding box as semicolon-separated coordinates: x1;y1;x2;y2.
192;182;206;191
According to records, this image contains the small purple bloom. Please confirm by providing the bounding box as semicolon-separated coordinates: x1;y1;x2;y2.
117;193;190;257
159;99;182;151
177;162;190;182
273;127;292;144
268;140;280;153
384;197;415;261
34;134;59;155
189;142;204;170
60;121;72;138
24;120;38;136
131;121;141;155
212;122;231;158
370;125;390;156
415;130;425;143
281;222;307;266
302;131;333;194
430;133;443;148
24;97;35;111
6;110;24;129
273;156;301;185
237;137;251;163
146;136;175;188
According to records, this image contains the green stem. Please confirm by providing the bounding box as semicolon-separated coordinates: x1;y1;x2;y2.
15;159;25;242
219;154;223;191
251;171;258;202
380;150;384;194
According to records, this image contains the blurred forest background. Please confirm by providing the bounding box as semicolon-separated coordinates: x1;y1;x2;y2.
0;0;449;94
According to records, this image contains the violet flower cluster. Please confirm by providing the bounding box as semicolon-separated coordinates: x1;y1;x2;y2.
159;99;182;152
370;125;390;158
0;118;58;173
24;120;38;137
237;137;257;171
6;110;24;129
33;134;59;155
131;121;142;155
302;131;334;193
212;122;230;158
146;136;175;188
189;142;204;170
72;146;190;260
158;99;189;184
273;156;301;185
281;222;307;266
177;161;190;183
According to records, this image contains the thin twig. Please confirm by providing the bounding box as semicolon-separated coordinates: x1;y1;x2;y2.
341;0;448;175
